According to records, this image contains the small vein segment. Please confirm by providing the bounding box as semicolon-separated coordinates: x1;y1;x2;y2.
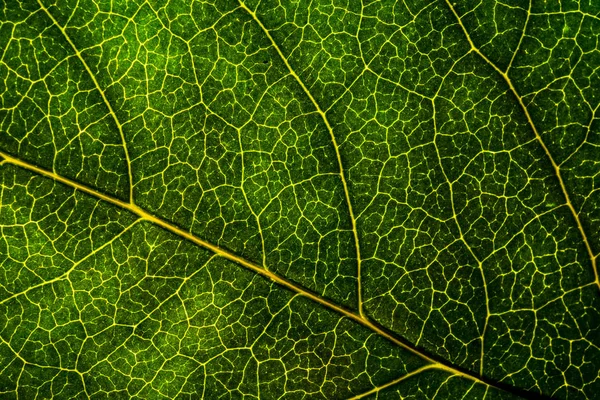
37;0;135;203
431;95;490;378
236;1;366;315
348;365;438;399
0;220;140;306
444;0;599;289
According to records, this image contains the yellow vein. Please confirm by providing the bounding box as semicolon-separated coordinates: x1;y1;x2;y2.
0;150;496;390
431;96;490;378
506;0;531;73
237;1;366;316
348;364;438;399
444;0;599;290
0;220;139;306
37;0;135;203
81;254;220;374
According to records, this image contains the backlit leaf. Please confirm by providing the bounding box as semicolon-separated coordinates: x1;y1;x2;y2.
1;0;599;398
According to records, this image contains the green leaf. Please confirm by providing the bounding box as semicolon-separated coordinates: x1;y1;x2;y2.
1;0;599;398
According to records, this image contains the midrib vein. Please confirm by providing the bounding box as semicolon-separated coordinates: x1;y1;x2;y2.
236;1;367;316
37;0;135;203
0;149;499;391
444;0;599;290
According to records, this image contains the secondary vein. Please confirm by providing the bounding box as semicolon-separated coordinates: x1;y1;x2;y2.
37;0;135;204
348;364;438;399
236;1;367;316
444;0;599;290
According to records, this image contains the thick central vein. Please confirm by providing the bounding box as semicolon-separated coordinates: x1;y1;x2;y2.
444;0;599;289
37;0;135;203
236;1;366;316
0;150;501;391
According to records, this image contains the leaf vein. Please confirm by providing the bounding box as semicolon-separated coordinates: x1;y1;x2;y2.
236;1;367;315
0;150;507;394
444;0;600;290
37;0;135;203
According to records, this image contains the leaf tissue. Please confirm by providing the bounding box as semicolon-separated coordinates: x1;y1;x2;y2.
0;0;599;398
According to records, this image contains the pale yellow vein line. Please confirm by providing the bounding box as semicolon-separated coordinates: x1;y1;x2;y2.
506;0;531;73
0;150;499;390
236;1;366;316
0;335;81;375
0;219;140;306
348;365;439;399
37;0;135;203
444;0;599;290
431;95;490;378
79;253;220;374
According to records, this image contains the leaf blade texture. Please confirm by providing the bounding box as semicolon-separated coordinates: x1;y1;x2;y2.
0;0;599;399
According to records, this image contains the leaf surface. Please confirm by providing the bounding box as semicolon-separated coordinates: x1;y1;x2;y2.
0;0;599;398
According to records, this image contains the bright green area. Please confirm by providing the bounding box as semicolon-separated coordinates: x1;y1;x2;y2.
1;0;599;399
